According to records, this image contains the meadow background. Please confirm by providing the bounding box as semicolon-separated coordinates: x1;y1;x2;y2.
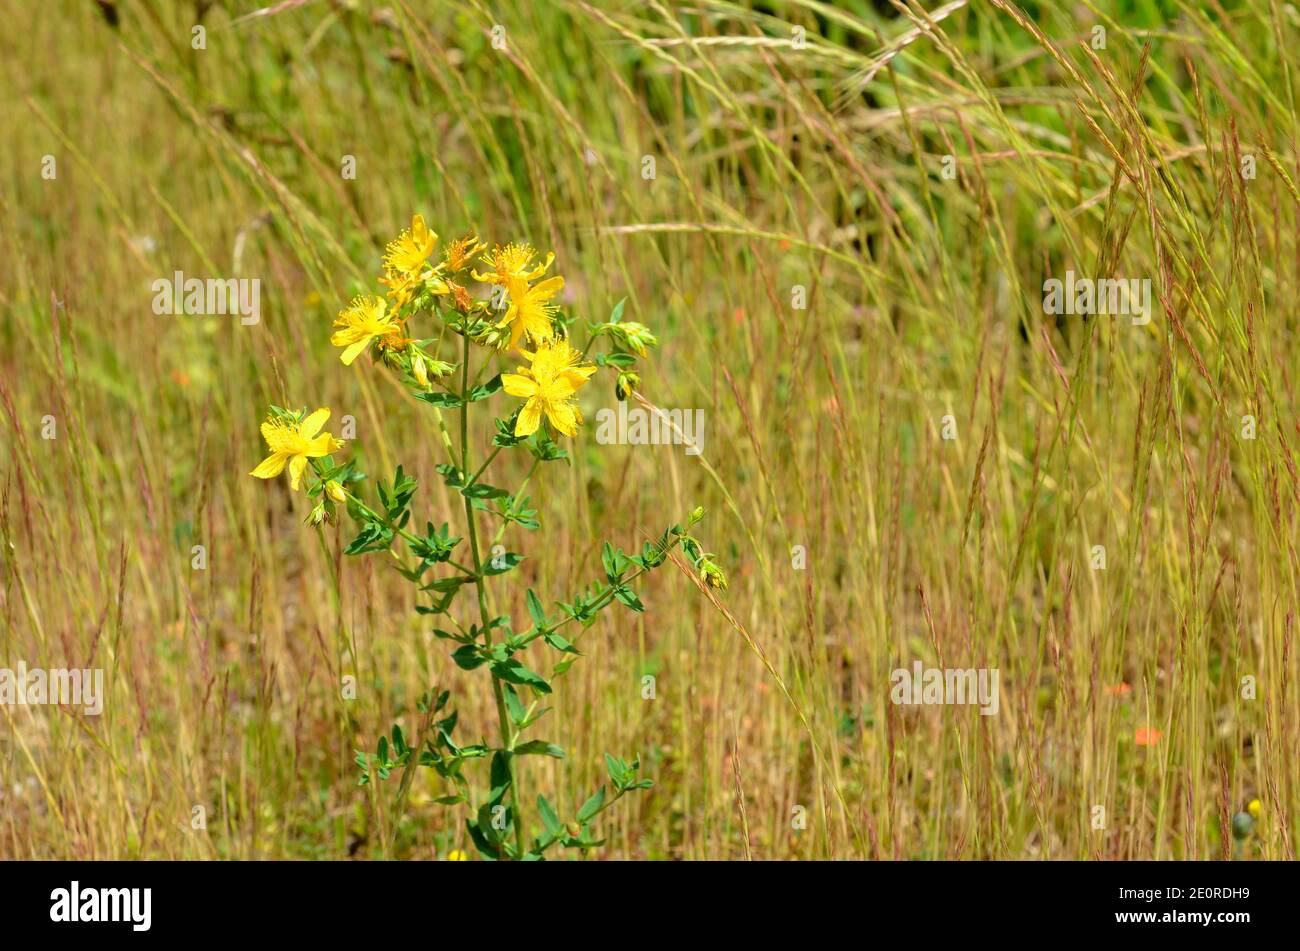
1;0;1297;860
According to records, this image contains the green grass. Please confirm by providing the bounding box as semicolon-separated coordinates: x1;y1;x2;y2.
0;0;1296;859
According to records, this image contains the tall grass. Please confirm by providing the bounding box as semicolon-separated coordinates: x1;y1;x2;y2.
0;0;1295;859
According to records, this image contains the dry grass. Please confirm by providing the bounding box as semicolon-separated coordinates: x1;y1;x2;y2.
0;0;1296;859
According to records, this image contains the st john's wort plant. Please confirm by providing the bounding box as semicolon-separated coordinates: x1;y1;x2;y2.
249;216;726;859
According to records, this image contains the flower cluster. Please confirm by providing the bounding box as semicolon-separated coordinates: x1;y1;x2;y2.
252;215;664;499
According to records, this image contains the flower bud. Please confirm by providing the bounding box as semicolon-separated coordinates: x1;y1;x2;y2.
700;559;728;590
615;371;640;401
325;480;347;503
619;321;658;355
411;352;430;388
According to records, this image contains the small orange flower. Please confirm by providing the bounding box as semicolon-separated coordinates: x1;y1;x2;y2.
1134;727;1163;746
444;234;486;272
1106;682;1132;697
447;280;474;313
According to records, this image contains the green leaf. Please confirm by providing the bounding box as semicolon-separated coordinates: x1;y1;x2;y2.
417;391;463;408
468;374;503;401
603;351;637;367
515;740;565;758
489;658;552;694
576;786;606;822
422;575;470;593
614;585;644;612
605;753;627;787
462;482;509;500
537;795;562;838
451;645;487;670
483;551;523;575
344;519;392;555
601;542;619;581
506;504;540;531
543;631;580;654
526;430;568;462
609;297;627;323
489;751;513;805
526;589;547;627
502;684;526;726
466;817;499;859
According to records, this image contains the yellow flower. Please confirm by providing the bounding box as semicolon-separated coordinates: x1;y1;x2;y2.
383;214;438;277
377;271;415;309
1248;799;1262;821
332;296;404;365
470;244;565;348
523;337;595;386
378;215;441;308
473;243;554;299
250;409;344;491
497;276;564;350
501;339;594;438
445;850;468;861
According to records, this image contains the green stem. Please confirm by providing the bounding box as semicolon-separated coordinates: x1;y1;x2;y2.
514;544;683;651
465;446;502;490
350;494;423;547
458;333;526;858
491;458;540;547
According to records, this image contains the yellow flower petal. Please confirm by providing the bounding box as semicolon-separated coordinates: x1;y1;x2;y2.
514;400;543;437
544;401;579;437
288;454;309;491
411;214;431;247
299;408;330;439
250;453;288;479
507;316;529;351
340;338;370;365
529;275;564;302
307;433;341;457
501;373;539;398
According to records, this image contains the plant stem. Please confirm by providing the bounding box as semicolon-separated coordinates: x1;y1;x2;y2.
465;446;501;490
490;458;540;547
515;548;682;650
458;333;526;858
